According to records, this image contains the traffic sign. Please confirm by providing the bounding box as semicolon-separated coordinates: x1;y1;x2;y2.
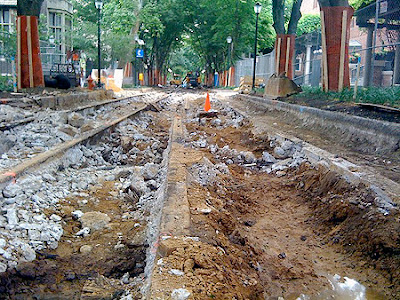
136;49;144;58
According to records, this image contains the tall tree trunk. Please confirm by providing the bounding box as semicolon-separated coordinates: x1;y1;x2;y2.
17;0;44;89
319;1;353;91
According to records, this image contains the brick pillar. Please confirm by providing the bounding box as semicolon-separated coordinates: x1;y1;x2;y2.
320;6;354;91
274;34;295;79
17;16;44;89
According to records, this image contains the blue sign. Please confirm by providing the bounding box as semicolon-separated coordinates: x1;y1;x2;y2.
136;49;144;58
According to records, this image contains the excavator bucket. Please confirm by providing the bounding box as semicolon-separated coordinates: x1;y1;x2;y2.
264;73;302;98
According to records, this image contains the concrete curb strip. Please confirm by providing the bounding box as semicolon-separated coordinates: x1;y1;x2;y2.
239;95;400;154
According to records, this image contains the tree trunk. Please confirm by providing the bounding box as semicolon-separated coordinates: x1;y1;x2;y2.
17;0;44;89
274;34;296;79
287;0;303;35
272;0;285;34
320;6;353;91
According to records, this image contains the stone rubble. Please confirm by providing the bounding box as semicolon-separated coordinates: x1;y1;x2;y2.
0;110;169;274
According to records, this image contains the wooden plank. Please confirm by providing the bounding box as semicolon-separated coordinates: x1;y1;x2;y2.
27;16;34;88
320;11;329;92
17;17;21;90
285;36;290;75
276;37;281;74
338;9;347;92
357;102;400;113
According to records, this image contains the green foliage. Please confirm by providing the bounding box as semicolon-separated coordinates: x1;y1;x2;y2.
295;86;400;107
0;31;16;57
350;0;374;10
0;76;13;92
71;0;139;64
168;43;201;77
297;14;321;36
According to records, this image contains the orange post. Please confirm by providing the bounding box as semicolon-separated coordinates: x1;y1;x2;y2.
204;92;211;112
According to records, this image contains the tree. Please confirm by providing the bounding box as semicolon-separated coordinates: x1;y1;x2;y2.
271;0;303;79
296;14;321;36
16;0;45;89
71;0;139;67
318;0;353;91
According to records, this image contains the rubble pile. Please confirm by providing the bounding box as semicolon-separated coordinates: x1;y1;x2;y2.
0;111;169;275
0;96;148;170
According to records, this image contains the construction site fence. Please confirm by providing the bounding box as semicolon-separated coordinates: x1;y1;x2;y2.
234;3;400;89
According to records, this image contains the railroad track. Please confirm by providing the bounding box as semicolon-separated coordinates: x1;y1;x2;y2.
0;91;169;185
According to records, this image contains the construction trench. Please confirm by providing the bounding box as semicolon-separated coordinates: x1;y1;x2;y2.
0;89;399;299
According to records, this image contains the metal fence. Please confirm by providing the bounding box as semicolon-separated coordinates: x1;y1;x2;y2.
234;0;400;89
234;51;275;86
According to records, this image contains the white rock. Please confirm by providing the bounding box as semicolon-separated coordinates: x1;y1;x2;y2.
6;208;18;225
262;151;277;163
0;262;7;273
68;112;85;128
72;210;84;220
168;269;184;276
20;243;36;262
50;214;62;222
76;227;90;237
121;272;130;284
40;230;52;242
240;151;256;164
141;163;159;180
3;184;21;198
171;288;191;300
43;173;56;182
79;245;93;254
0;238;6;248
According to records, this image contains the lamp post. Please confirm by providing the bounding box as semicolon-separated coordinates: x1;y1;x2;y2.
95;0;103;88
252;2;262;90
226;36;232;87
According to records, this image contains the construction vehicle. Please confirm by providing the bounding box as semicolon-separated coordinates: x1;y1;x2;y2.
185;71;201;88
170;74;182;86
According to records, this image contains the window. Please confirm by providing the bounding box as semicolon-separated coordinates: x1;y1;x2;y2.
295;57;302;72
0;9;12;33
49;12;62;52
65;16;72;52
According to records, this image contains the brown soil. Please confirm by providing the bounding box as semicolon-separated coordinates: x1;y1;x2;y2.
150;96;399;299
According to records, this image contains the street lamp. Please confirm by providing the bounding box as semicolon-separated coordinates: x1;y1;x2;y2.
252;2;262;90
226;36;232;87
95;0;103;88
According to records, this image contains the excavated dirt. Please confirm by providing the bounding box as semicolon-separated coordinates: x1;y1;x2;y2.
1;92;399;299
150;95;399;299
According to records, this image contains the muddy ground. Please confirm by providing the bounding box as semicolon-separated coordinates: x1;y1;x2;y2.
0;91;399;299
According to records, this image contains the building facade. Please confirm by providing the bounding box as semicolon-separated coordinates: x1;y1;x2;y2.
0;0;73;75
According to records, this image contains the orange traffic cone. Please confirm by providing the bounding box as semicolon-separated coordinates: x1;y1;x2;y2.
204;92;211;112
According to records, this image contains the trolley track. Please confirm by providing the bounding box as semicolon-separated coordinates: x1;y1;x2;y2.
0;90;399;299
0;92;167;172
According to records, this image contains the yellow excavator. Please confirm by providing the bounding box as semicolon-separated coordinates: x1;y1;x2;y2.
170;74;182;86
